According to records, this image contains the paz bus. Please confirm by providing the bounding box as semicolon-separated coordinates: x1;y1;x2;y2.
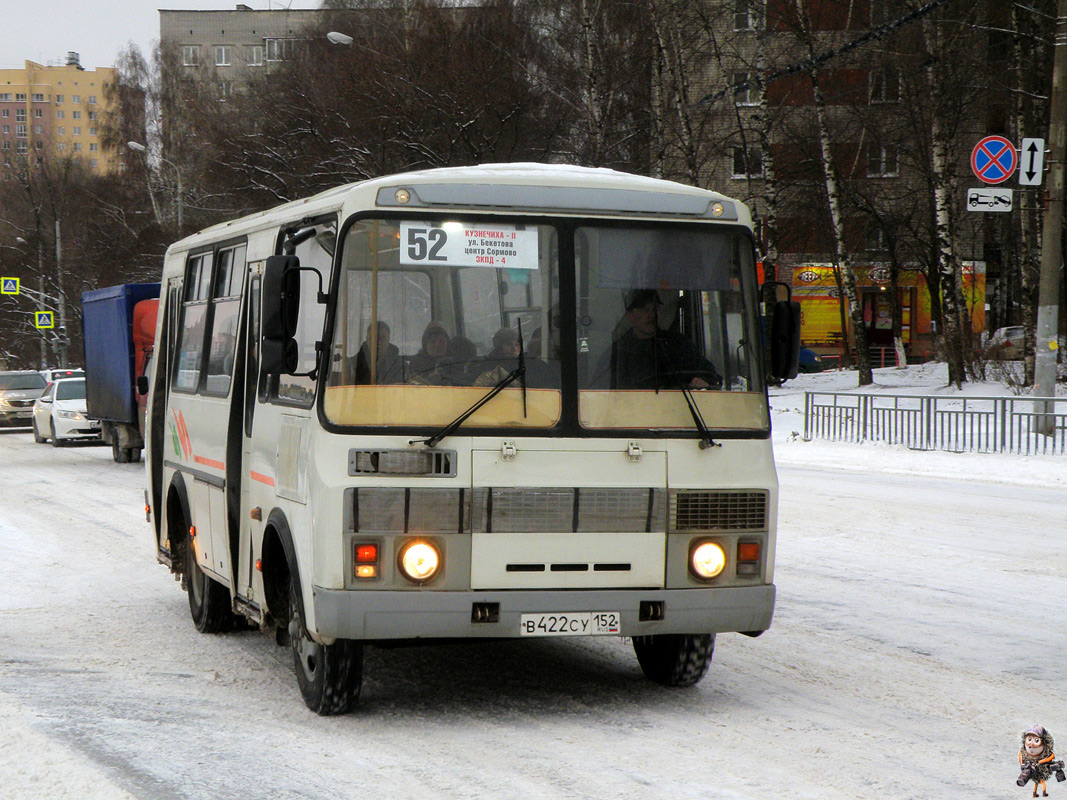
143;164;800;714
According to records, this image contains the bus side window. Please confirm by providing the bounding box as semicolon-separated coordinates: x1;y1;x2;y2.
173;252;212;393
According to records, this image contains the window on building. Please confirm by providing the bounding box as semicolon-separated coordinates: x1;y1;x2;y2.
88;95;96;105
56;110;64;119
247;45;263;66
15;124;26;138
0;93;11;101
34;109;42;118
73;142;81;151
35;140;42;150
265;38;301;62
89;142;98;151
1;141;9;150
15;93;26;101
72;95;80;104
73;126;81;135
183;46;200;67
88;111;97;120
16;109;25;122
1;110;7;118
215;45;232;66
89;158;97;169
732;145;763;178
864;226;888;252
56;142;65;152
33;125;42;135
31;93;45;102
732;72;760;106
57;127;64;135
734;0;759;30
867;144;899;177
89;127;97;136
73;110;81;119
219;81;234;100
870;68;900;104
54;94;63;103
1;125;8;134
16;141;26;154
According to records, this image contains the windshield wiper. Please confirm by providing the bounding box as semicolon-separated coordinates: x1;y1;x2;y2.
413;322;527;449
654;339;719;450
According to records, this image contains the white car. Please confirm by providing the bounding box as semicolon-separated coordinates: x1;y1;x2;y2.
31;377;101;446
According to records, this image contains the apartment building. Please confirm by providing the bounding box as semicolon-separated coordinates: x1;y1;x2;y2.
684;0;998;357
0;54;117;174
160;4;322;98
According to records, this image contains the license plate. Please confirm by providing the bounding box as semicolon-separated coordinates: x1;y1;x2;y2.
519;611;620;637
89;421;101;429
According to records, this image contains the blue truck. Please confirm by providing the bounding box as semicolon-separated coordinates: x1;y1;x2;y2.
81;283;160;462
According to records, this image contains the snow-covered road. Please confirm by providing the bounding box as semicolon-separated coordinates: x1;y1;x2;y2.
0;419;1064;799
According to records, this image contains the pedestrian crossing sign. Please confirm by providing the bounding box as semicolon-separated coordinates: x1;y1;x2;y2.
35;311;54;329
1;277;18;295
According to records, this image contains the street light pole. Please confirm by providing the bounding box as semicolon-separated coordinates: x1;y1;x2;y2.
128;140;183;235
54;218;68;368
15;235;47;368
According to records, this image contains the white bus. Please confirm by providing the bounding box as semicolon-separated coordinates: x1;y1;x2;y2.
144;164;800;715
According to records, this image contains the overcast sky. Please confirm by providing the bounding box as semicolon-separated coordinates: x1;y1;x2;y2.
0;0;323;71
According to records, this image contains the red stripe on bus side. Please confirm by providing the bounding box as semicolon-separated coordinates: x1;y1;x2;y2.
193;455;226;471
250;471;275;486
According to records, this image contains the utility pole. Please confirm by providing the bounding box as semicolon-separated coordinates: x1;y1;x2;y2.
1035;0;1067;429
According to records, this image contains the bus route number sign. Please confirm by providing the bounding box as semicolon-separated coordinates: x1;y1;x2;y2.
400;222;539;270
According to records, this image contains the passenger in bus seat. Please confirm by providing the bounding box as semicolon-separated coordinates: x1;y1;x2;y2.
596;289;722;390
473;327;521;386
444;335;478;384
353;321;403;384
407;321;454;384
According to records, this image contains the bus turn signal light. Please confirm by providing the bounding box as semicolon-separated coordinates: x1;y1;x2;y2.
737;542;760;562
355;544;378;563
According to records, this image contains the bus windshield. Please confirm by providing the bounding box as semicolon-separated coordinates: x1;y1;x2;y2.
575;225;766;430
323;219;562;428
323;217;766;434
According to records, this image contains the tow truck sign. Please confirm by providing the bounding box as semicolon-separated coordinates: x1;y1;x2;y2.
967;188;1012;212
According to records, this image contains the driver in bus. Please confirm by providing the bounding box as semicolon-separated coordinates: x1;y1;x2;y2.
353;321;403;384
599;289;722;390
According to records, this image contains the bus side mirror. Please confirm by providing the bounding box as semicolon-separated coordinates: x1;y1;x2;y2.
262;255;301;375
261;337;300;375
769;300;801;380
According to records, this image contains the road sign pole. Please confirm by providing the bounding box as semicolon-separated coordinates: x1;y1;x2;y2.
1034;0;1067;431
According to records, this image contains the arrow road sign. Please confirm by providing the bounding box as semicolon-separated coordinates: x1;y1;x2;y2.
1019;137;1046;186
971;136;1017;184
1;277;19;294
35;311;54;329
967;188;1013;212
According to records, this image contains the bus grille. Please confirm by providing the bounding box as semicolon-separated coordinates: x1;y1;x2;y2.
669;490;767;531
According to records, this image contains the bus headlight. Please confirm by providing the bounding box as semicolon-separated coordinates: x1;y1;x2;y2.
689;540;726;580
398;539;441;584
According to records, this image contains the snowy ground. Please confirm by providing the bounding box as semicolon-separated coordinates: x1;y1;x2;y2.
0;363;1064;799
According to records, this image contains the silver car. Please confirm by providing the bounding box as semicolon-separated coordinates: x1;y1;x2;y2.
0;370;48;427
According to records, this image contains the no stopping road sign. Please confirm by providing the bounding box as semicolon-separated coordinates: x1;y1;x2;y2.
971;136;1017;185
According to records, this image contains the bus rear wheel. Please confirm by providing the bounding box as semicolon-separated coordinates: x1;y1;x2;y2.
288;581;363;715
632;633;715;687
184;537;234;634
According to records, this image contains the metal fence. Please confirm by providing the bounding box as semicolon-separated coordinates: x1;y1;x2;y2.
803;392;1067;454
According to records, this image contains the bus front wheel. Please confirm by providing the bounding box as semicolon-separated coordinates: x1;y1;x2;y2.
632;633;715;687
288;581;363;715
184;537;234;634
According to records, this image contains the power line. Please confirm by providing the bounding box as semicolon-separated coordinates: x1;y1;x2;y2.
697;0;963;107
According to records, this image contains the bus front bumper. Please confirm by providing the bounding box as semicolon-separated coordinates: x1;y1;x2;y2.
311;584;775;641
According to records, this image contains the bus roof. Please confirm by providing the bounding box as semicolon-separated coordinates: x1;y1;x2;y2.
167;163;750;254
